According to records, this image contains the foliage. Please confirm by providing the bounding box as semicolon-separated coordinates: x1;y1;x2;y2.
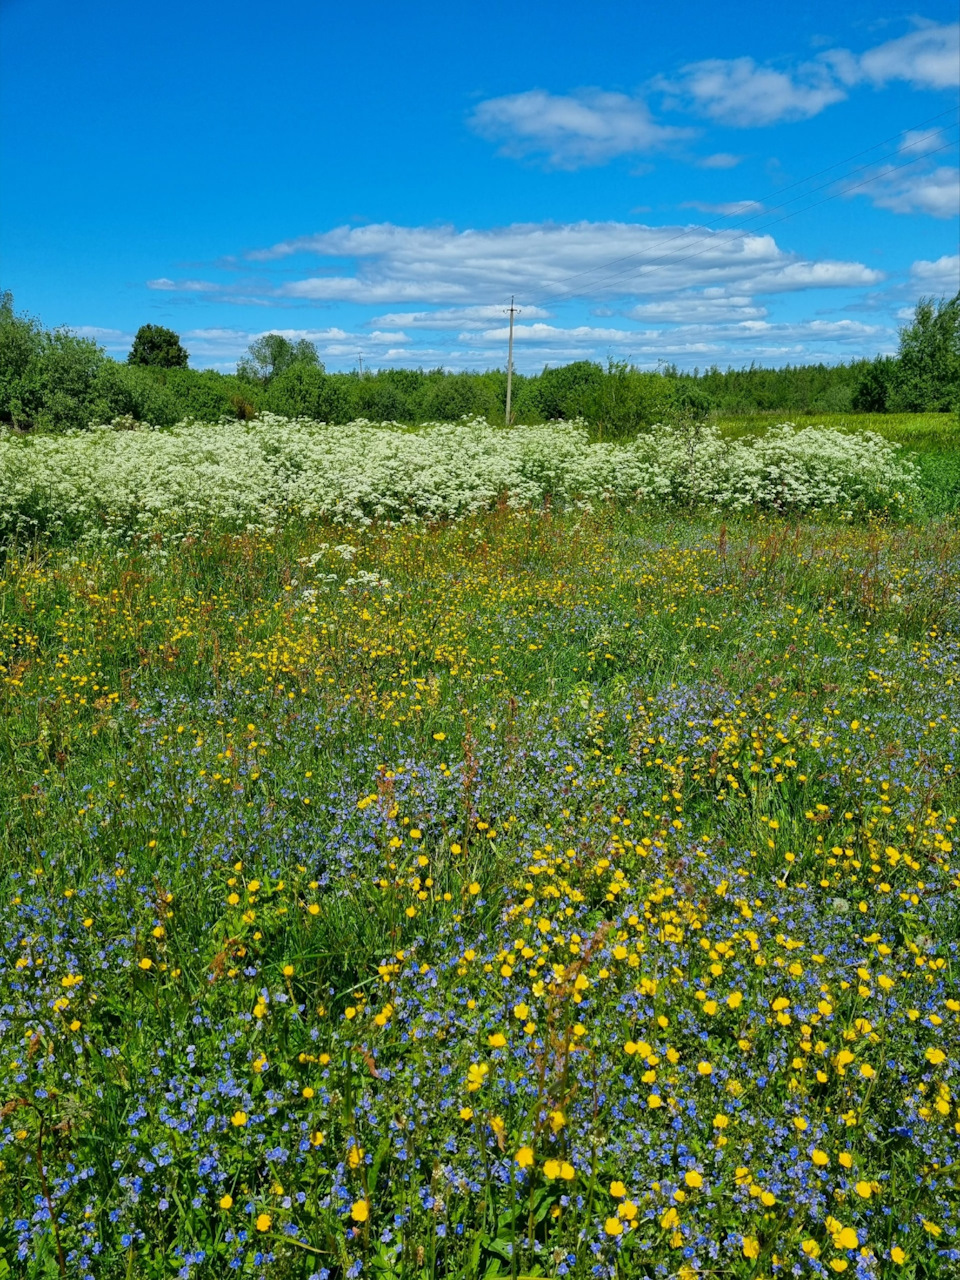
888;293;960;413
0;506;958;1279
127;324;189;369
0;293;106;431
0;415;920;543
239;334;321;383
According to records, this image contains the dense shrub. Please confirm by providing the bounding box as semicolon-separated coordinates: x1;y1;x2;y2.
0;415;919;542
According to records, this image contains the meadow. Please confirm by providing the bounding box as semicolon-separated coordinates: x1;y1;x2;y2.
0;417;958;1280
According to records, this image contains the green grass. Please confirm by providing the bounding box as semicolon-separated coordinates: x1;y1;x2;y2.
1;506;958;1279
715;411;957;451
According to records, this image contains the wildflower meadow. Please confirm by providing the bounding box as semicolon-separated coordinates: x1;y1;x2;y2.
0;416;957;1280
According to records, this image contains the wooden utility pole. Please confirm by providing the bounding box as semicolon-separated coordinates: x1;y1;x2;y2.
504;297;519;425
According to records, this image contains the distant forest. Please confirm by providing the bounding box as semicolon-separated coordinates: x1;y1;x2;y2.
1;291;957;436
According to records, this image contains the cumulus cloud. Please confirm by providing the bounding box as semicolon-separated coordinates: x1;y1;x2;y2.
849;163;960;218
230;220;883;308
654;56;846;127
852;22;960;90
899;127;948;155
467;89;691;167
911;254;960;292
466;22;957;167
138;220;892;371
628;292;767;323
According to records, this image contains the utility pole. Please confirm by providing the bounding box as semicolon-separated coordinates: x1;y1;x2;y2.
504;296;520;425
358;352;364;378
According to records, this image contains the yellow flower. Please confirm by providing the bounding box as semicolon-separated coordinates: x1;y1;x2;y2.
549;1109;565;1133
660;1207;679;1231
647;1094;663;1109
347;1144;364;1169
138;957;152;970
742;1237;759;1259
610;1180;626;1198
468;882;481;895
802;1239;821;1258
684;1171;703;1189
619;1200;638;1221
255;1213;271;1232
466;1063;489;1091
543;1159;561;1179
559;1162;575;1181
230;1110;247;1127
351;1199;369;1223
713;1114;729;1129
890;1247;906;1264
830;1262;848;1273
812;1149;829;1166
515;1146;534;1169
838;1152;853;1169
696;1061;712;1076
302;1086;314;1099
513;1003;529;1020
604;1217;623;1236
926;1047;946;1066
855;1180;872;1199
219;1194;233;1210
832;1226;859;1250
727;991;743;1009
459;1106;474;1121
282;964;294;976
488;1033;506;1048
432;732;446;741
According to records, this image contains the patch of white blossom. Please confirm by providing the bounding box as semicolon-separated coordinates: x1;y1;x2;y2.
0;415;919;541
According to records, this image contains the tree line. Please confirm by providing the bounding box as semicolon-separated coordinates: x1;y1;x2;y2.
1;291;956;436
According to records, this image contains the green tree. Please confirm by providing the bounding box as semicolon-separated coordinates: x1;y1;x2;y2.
889;293;960;412
0;291;44;426
852;356;897;412
128;324;189;368
238;333;320;382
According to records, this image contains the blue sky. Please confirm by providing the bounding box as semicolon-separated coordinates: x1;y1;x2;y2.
1;0;958;373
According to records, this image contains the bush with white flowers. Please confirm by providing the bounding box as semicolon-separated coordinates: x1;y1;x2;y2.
0;416;919;541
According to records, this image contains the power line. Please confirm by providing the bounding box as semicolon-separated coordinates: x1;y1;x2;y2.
523;114;959;309
540;137;959;309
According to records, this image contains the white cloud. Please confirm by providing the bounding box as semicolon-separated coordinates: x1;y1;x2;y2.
899;127;947;155
370;304;551;330
849;163;960;218
229;220;883;308
463;316;889;366
466;22;957;166
911;254;960;292
70;325;131;343
680;199;764;216
178;325;409;360
467;89;691;167
628;292;767;323
696;152;744;169
147;278;221;293
655;55;846;127
853;22;960;90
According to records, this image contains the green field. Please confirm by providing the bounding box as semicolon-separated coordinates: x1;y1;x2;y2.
2;489;959;1279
